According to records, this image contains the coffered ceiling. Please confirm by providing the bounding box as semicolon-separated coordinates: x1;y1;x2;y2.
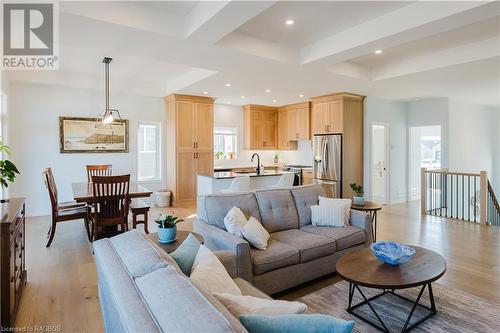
5;1;500;107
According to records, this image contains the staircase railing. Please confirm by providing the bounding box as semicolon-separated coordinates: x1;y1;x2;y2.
421;168;498;225
487;180;500;226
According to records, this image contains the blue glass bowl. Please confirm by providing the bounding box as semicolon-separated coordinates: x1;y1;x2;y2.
370;241;416;265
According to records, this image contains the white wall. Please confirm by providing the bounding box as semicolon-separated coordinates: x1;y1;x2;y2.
8;82;165;216
448;100;498;182
213;103;312;168
364;97;408;204
406;98;450;169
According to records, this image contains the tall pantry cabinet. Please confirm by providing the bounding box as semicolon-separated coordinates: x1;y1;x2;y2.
310;93;365;199
165;94;215;203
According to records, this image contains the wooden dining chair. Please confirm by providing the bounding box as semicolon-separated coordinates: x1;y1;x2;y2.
43;168;91;247
86;165;112;182
90;174;130;241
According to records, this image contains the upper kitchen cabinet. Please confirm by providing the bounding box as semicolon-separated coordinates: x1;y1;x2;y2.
243;104;278;150
277;109;297;150
280;102;310;141
165;94;215;203
310;93;364;135
311;92;365;198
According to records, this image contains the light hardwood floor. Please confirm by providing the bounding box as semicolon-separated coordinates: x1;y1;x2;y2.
15;200;500;332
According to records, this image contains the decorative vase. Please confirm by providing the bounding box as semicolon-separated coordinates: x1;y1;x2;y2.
353;195;365;205
158;226;177;244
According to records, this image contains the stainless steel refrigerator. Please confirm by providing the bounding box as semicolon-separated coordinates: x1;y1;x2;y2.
313;134;342;198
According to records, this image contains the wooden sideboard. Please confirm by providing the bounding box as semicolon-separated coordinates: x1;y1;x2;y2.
1;198;26;329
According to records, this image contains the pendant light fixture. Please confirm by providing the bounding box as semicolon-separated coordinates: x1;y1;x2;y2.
95;57;122;128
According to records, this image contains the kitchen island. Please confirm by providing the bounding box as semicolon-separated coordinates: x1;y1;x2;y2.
197;170;292;195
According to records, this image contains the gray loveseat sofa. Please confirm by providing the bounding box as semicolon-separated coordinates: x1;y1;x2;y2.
194;184;373;295
93;229;273;332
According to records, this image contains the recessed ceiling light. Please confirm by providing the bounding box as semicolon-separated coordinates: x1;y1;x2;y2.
240;95;246;99
374;50;383;54
272;99;277;103
265;89;271;93
225;83;231;87
285;19;294;25
203;91;208;95
299;94;304;97
227;101;231;104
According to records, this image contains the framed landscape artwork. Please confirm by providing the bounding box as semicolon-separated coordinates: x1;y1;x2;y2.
59;117;129;153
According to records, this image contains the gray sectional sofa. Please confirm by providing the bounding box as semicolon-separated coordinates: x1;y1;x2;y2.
93;229;272;332
194;184;373;295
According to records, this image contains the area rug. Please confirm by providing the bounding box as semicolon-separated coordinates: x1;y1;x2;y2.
297;280;500;332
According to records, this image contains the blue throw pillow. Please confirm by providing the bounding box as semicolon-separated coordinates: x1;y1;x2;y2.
169;233;201;276
239;314;354;333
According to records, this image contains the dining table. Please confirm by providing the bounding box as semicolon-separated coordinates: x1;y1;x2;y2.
72;181;153;203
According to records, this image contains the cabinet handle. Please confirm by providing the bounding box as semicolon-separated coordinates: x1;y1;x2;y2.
195;142;198;149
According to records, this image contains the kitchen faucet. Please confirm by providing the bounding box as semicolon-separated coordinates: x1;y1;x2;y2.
251;153;262;174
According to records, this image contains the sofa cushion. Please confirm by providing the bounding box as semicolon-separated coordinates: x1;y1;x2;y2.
255;189;299;232
250;239;299;275
300;225;366;251
270;229;335;263
198;193;261;230
291;185;327;227
109;230;169;278
135;266;245;333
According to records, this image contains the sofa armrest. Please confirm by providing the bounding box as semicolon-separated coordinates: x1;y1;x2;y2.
193;219;252;282
214;251;237;278
350;210;373;246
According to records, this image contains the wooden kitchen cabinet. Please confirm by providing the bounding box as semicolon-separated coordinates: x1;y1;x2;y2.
165;94;215;203
278;102;310;143
310;93;365;198
243;105;278;150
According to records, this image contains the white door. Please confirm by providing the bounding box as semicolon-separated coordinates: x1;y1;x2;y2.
371;124;388;204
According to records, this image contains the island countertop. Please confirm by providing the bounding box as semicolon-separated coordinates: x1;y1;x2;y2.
209;170;292;179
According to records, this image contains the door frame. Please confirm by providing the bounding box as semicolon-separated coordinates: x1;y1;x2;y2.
369;122;390;205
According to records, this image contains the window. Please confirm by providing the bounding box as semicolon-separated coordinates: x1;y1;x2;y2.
214;127;237;160
138;122;161;181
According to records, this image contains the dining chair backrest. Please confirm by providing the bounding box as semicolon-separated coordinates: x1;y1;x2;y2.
269;173;295;189
91;175;130;225
87;165;113;182
224;175;251;193
42;168;58;213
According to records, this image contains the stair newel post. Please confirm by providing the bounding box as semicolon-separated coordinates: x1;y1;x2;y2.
421;167;427;216
479;170;487;224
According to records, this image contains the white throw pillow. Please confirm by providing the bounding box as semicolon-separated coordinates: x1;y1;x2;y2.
316;196;352;226
224;206;247;236
311;205;342;227
190;245;242;296
241;217;270;250
213;293;307;318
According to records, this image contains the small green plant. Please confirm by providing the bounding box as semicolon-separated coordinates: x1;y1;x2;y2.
215;151;225;160
274;153;279;160
155;214;184;228
350;183;364;196
0;140;20;188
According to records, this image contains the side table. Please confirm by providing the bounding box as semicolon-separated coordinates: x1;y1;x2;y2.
147;230;204;254
351;201;382;242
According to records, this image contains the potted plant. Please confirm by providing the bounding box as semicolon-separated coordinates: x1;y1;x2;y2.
350;183;365;205
273;153;279;164
155;213;184;244
0;140;20;203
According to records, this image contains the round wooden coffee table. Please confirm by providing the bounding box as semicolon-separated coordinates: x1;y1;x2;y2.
147;230;203;254
336;246;446;332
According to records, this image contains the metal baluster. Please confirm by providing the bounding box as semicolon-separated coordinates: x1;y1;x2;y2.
468;176;471;222
451;174;453;219
462;175;464;220
474;176;477;222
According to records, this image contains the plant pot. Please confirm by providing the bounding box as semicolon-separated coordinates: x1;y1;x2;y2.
353;195;365;205
158;226;177;244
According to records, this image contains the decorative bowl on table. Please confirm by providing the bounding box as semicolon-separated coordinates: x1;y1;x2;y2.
370;241;416;265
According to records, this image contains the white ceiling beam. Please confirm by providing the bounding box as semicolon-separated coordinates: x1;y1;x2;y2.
301;1;498;66
184;1;277;44
372;37;500;81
